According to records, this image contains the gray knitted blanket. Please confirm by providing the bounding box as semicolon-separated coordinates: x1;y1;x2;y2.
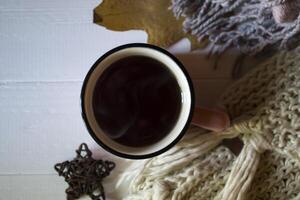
171;0;300;55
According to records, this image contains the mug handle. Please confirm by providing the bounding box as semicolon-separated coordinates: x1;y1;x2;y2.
191;107;230;132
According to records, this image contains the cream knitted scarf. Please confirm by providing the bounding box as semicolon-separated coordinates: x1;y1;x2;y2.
117;46;300;200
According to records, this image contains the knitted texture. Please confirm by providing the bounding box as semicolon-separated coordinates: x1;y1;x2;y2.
119;47;300;199
121;127;237;200
222;46;300;162
170;0;300;55
248;151;300;200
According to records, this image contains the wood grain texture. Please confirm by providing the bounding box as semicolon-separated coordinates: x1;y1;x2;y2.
0;174;117;200
0;175;68;200
0;0;147;81
0;82;95;174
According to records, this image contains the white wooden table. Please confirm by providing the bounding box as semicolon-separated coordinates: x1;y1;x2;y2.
0;0;254;199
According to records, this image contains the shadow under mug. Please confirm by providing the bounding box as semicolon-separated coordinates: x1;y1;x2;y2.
81;43;195;159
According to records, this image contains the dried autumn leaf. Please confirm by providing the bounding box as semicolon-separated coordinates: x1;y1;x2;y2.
93;0;205;49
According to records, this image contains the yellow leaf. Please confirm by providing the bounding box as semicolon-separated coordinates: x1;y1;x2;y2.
94;0;205;49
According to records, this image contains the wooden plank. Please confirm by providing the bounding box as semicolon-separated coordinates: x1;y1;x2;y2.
0;175;68;200
0;0;100;10
0;81;114;174
0;0;147;81
0;174;119;200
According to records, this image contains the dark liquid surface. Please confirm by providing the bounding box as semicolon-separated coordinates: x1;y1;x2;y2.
92;56;182;147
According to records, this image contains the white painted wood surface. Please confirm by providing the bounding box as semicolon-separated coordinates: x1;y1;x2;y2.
0;0;251;199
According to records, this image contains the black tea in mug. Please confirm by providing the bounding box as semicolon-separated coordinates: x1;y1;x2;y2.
92;56;182;147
